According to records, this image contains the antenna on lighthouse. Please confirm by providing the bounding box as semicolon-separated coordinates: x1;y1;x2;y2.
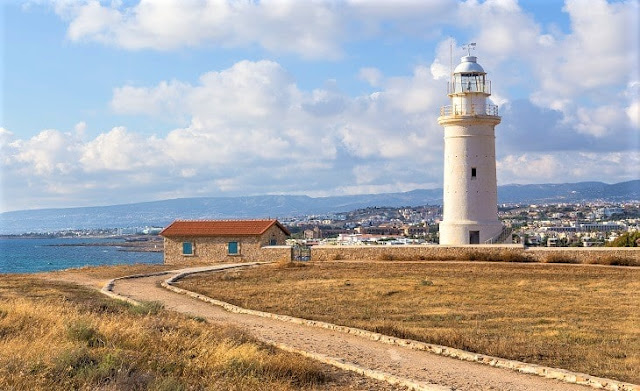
464;42;476;56
449;38;453;85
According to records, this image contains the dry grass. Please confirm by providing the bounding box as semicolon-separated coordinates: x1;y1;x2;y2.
0;274;389;391
178;261;640;384
40;263;190;290
46;263;180;279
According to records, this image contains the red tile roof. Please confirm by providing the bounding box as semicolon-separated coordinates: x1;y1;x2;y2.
160;219;290;237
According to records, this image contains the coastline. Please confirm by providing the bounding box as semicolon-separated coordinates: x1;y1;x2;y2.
44;239;163;253
0;237;164;274
1;235;163;253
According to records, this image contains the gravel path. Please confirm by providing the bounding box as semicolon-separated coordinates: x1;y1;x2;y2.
110;265;593;391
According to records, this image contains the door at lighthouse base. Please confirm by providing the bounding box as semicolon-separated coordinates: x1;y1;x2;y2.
469;231;480;244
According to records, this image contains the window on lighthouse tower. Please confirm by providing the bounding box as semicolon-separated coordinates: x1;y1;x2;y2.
471;167;477;179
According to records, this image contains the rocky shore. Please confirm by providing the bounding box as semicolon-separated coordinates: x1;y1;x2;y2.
46;237;163;252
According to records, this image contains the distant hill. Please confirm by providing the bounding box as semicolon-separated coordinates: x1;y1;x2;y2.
1;180;638;234
498;180;640;204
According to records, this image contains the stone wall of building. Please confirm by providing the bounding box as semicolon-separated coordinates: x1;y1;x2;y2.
260;225;290;246
164;228;291;265
310;244;639;265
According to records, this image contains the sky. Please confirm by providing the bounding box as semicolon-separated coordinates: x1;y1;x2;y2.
1;0;639;212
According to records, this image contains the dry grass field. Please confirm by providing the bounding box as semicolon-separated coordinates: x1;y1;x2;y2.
0;274;390;390
178;261;640;384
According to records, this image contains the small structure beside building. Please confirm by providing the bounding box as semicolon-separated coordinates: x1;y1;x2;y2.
160;219;291;265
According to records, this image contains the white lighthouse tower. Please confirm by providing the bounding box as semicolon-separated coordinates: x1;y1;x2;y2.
438;44;505;245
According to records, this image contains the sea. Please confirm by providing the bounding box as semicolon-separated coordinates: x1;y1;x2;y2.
0;237;163;274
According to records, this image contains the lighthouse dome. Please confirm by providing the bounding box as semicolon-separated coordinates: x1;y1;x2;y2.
454;56;485;74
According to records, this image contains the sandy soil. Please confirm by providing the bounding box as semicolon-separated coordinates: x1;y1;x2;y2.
104;265;593;391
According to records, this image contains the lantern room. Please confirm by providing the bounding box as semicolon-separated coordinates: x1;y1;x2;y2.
448;56;491;95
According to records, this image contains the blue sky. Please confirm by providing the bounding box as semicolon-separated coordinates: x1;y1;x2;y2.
1;0;638;212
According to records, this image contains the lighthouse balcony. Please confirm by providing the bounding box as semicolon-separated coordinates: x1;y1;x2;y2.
440;103;499;117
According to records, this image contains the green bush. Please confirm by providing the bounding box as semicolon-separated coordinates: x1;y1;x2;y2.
129;301;164;316
606;232;640;247
66;320;106;348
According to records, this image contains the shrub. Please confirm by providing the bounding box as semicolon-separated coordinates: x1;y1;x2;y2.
467;251;482;261
52;347;98;378
543;254;579;264
151;377;186;391
495;250;533;263
129;301;164;316
379;253;394;261
382;290;400;297
66;320;106;348
220;271;241;281
372;323;422;341
275;261;307;269
91;352;128;385
599;256;638;267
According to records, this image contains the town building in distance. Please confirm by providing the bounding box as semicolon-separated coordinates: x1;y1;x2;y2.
282;202;639;248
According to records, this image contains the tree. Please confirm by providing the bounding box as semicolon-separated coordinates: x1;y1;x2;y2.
606;232;640;247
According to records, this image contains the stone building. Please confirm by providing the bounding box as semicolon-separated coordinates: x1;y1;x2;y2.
160;219;291;265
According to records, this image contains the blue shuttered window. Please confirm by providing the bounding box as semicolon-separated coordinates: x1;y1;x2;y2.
228;241;239;255
182;242;194;255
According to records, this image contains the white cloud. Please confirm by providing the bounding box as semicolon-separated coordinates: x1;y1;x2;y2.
111;59;443;165
4;1;639;211
497;151;640;185
66;0;122;42
111;80;191;117
50;0;460;58
627;100;640;128
0;128;14;149
574;105;621;138
498;153;559;183
358;67;383;87
9;129;80;175
458;0;539;62
80;126;161;171
74;121;87;137
2;58;451;210
53;0;346;58
531;0;638;104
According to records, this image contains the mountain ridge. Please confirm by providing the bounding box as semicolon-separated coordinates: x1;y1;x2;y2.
1;180;638;234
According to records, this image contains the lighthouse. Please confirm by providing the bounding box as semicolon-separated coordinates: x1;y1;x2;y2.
438;45;505;245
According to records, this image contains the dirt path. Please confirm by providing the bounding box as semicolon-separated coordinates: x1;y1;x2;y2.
110;265;593;391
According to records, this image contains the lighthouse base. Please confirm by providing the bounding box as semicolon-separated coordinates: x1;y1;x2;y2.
439;220;504;245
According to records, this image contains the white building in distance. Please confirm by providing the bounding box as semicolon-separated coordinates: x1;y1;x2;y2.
438;47;508;245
